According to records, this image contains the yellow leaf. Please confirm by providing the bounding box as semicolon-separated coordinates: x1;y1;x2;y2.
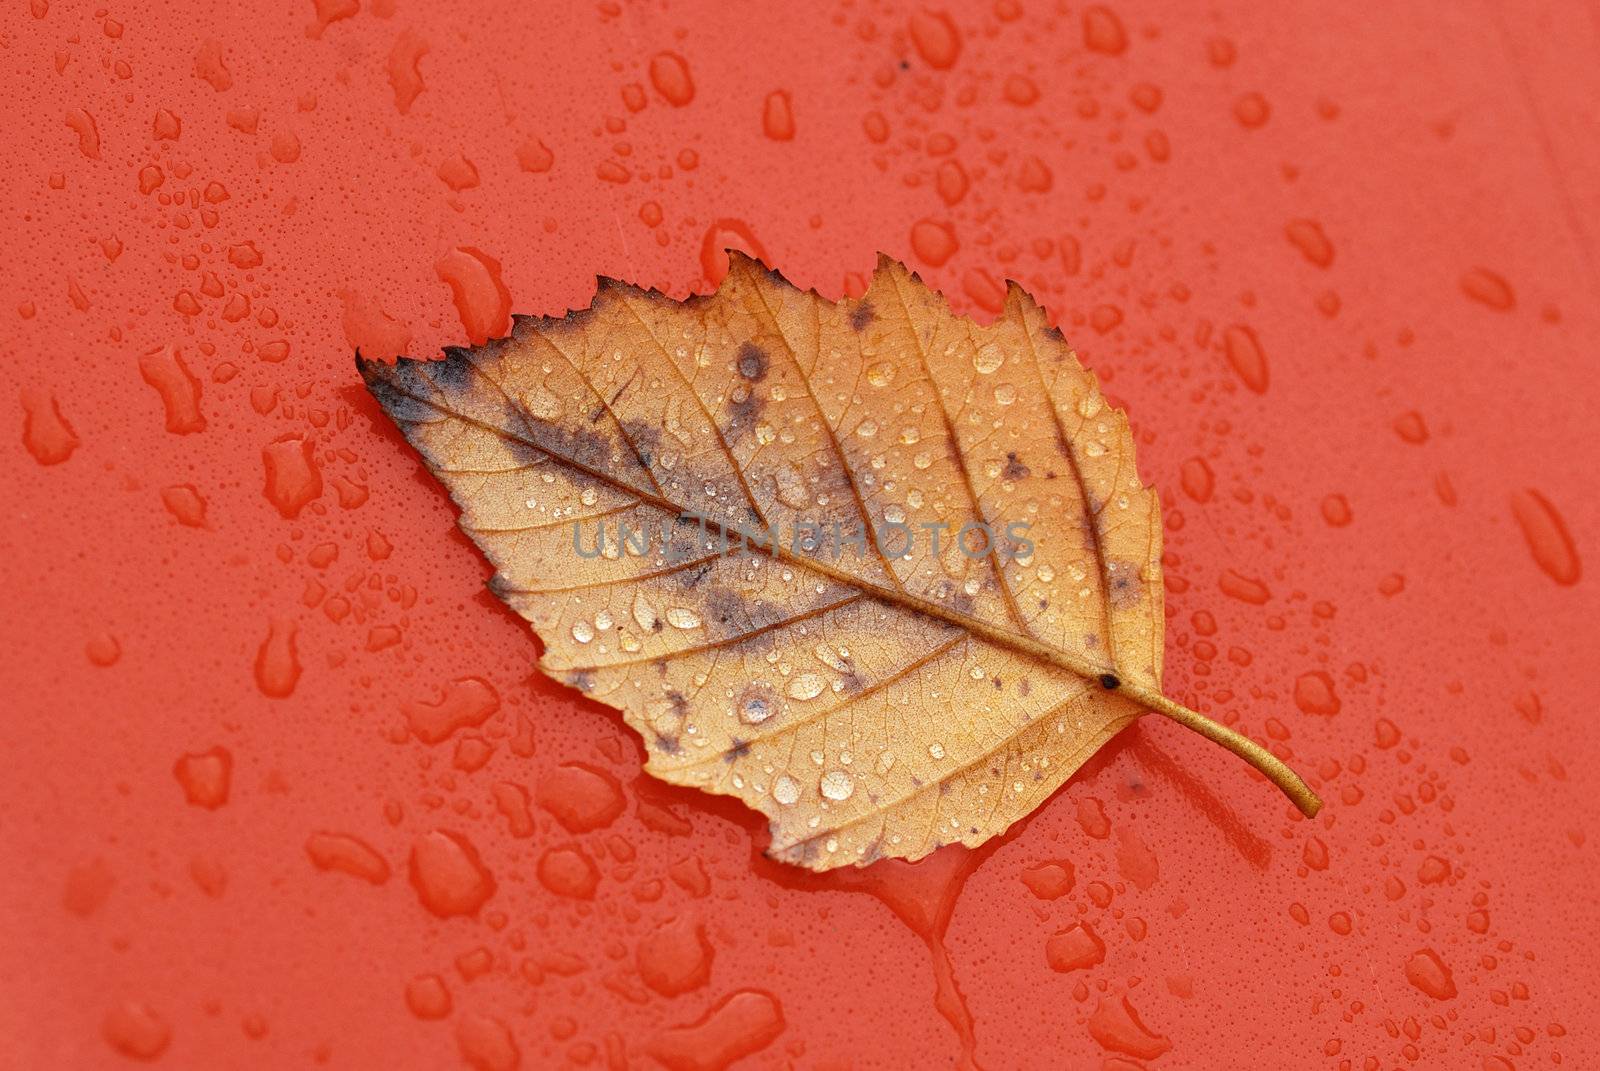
360;253;1320;871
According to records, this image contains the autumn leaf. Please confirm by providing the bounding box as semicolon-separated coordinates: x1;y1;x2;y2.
359;253;1320;872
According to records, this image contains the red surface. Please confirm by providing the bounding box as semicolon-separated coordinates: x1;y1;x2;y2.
3;2;1596;1068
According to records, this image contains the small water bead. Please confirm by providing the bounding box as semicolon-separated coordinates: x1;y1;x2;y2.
571;621;595;643
899;426;921;445
856;420;878;439
813;644;849;672
819;770;855;801
632;594;658;630
580;488;598;506
973;343;1005;374
914;451;933;470
928;742;946;759
593;610;613;631
1077;392;1103;419
1084;440;1107;457
788;674;825;701
666;607;702;629
866;362;894;387
773;774;801;805
738;685;775;724
994;383;1018;406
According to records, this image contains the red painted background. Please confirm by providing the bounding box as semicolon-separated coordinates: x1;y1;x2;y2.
3;1;1595;1068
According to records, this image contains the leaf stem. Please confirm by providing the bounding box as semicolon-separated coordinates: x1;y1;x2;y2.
1127;686;1323;817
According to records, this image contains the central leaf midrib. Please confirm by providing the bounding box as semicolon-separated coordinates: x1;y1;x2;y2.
384;368;1124;692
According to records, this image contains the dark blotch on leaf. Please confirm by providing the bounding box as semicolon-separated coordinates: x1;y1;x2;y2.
736;342;769;381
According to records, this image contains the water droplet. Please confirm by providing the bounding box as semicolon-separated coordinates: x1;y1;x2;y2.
1285;219;1335;267
537;844;600;899
536;763;624;832
737;683;776;725
20;388;79;465
819;769;854;800
761;90;795;141
648;52;696;106
102;1001;171;1061
772;774;801;805
404;975;451;1020
173;747;232;809
253;618;300;698
1510;488;1581;585
910;219;958;267
787;673;824;700
972;343;1005;375
435;247;510;346
633;593;659;631
1403;948;1457;1000
305;832;391;885
908;10;961;69
666;607;701;630
637;917;713;997
262;434;322;518
1082;6;1128;55
1461;267;1515;310
408;829;496;917
1222;325;1269;393
1046;921;1106;972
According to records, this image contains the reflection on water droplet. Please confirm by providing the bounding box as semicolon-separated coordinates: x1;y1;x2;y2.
571;621;594;643
738;683;775;724
773;774;800;805
972;343;1005;374
819;769;855;800
666;607;701;629
633;593;658;630
813;644;848;672
788;673;824;700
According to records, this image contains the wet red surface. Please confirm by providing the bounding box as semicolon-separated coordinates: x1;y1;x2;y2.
3;2;1596;1067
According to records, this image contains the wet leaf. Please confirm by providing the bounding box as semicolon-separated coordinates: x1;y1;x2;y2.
360;253;1319;871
